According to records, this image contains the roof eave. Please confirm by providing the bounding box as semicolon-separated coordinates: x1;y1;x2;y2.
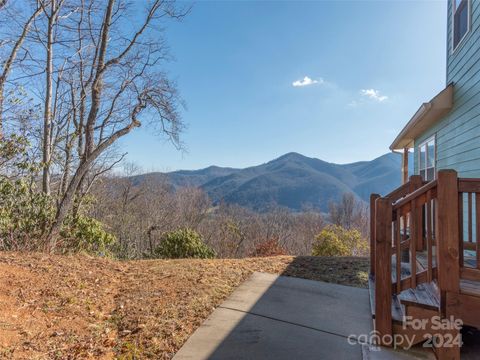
389;83;454;151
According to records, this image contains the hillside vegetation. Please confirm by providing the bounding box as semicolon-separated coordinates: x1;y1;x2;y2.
0;253;368;359
134;152;410;212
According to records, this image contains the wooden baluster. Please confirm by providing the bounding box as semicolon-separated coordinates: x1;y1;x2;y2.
410;205;417;288
436;170;460;315
432;198;436;246
395;210;401;293
409;175;424;252
458;193;464;268
374;197;392;341
401;212;408;264
426;190;433;282
468;192;473;244
476;193;480;270
370;194;380;276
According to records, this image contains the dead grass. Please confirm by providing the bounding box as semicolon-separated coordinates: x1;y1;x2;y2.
0;252;368;359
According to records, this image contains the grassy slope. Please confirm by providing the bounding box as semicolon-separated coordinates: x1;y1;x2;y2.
0;253;369;359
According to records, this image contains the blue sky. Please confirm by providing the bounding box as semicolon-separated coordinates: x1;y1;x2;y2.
122;0;447;172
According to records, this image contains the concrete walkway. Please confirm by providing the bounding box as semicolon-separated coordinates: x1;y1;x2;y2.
174;272;434;360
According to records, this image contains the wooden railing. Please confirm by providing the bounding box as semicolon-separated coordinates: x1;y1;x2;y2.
391;178;437;293
458;179;480;281
369;176;425;277
370;170;461;340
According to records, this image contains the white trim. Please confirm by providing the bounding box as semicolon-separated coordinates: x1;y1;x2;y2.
417;135;436;152
417;135;436;181
389;84;453;151
451;0;471;54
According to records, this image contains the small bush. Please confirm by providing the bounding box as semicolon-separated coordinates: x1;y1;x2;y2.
312;225;368;257
0;178;55;250
154;228;215;259
60;215;116;256
250;238;287;257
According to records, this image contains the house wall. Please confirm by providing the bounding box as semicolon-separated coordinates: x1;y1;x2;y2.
414;0;480;177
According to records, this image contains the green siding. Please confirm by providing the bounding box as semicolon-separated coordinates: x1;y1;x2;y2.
414;0;480;177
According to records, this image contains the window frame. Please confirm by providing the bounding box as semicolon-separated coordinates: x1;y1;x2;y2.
451;0;471;54
418;135;436;182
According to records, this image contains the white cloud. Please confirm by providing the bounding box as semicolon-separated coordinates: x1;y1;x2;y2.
360;88;388;102
347;100;358;107
292;76;322;87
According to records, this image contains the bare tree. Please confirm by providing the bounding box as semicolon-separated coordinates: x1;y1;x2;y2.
292;210;325;254
0;2;42;138
39;0;66;195
329;193;369;237
42;0;188;248
329;193;356;229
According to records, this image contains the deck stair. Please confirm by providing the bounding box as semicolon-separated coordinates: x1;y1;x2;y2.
369;275;440;322
368;275;404;323
368;171;480;359
370;274;451;354
369;276;445;353
397;282;439;312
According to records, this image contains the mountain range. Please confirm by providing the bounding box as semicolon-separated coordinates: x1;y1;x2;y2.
132;152;408;212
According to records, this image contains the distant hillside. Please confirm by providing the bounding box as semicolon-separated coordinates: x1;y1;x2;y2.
132;152;409;212
130;166;240;189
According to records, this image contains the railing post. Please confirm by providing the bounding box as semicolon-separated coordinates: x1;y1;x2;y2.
408;174;423;189
370;193;380;276
402;148;409;184
374;197;393;341
435;170;460;315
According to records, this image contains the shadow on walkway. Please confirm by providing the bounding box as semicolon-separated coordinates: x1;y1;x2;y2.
174;256;372;360
173;256;480;359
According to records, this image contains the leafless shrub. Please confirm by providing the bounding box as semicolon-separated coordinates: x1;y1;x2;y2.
329;193;369;237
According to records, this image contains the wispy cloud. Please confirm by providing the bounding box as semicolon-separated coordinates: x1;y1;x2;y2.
292;76;323;87
360;88;388;102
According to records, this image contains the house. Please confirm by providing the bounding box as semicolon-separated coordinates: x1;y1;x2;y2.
369;1;480;359
390;0;478;183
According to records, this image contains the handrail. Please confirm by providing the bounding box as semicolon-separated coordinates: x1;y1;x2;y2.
458;178;480;192
385;181;410;201
393;180;437;210
385;178;428;203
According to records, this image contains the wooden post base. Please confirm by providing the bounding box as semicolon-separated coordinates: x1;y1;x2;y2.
432;328;461;360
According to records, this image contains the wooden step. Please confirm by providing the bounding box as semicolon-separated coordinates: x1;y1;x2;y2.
368;275;404;324
398;282;440;311
391;260;413;282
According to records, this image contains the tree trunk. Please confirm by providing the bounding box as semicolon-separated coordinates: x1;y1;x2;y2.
47;119;140;251
42;1;55;195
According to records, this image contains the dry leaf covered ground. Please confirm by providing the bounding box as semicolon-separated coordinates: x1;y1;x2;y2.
0;252;369;359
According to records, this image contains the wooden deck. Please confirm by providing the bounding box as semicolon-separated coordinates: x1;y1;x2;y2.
417;249;480;297
417;248;477;269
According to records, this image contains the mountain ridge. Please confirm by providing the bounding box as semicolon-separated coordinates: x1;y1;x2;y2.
132;152;408;211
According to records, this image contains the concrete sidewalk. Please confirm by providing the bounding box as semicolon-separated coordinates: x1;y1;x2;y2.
173;272;434;360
